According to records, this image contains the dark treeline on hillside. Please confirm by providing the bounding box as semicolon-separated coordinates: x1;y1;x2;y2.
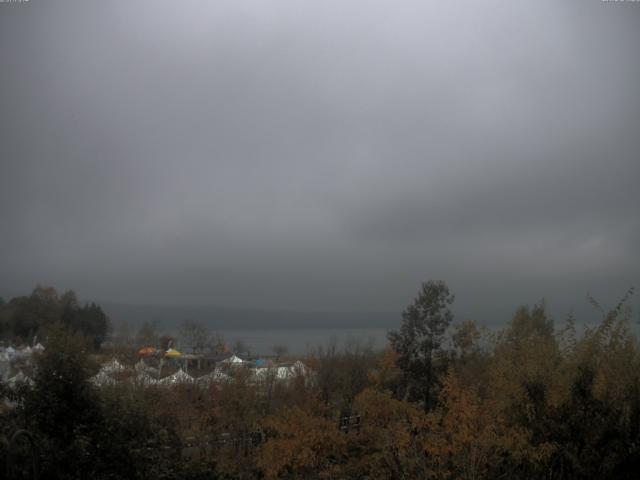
0;285;109;350
1;281;639;480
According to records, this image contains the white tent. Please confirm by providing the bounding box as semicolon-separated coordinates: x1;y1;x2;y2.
251;361;309;383
5;347;16;360
12;348;31;360
276;366;294;380
291;360;308;376
90;371;116;387
220;354;244;365
135;359;159;376
135;371;158;386
101;359;125;374
251;367;272;381
8;371;35;387
135;359;147;371
197;369;230;386
277;361;308;381
158;368;194;386
33;343;45;352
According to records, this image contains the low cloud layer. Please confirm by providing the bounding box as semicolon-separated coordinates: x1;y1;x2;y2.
1;1;638;324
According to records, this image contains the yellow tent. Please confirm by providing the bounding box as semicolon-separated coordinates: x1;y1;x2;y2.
164;348;181;358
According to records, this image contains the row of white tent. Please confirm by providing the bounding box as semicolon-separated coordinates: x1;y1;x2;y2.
90;359;309;388
90;367;230;387
3;360;309;390
252;361;308;381
0;343;45;362
3;371;35;388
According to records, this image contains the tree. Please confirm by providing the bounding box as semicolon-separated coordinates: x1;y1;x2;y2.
10;285;62;340
348;388;427;479
79;302;110;350
213;331;228;355
22;323;103;478
136;320;158;347
258;407;347;480
369;345;403;397
312;338;339;406
159;334;176;351
3;287;109;349
272;345;288;362
451;320;481;360
488;303;560;415
335;337;375;414
388;280;454;411
114;320;133;347
0;298;11;339
61;290;81;331
17;323;187;479
232;339;249;356
424;368;540;480
179;319;210;354
60;295;110;351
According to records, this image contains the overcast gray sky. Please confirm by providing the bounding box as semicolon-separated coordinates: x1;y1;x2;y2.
1;1;638;324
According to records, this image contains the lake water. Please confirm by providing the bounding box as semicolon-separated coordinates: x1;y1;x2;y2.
217;327;391;356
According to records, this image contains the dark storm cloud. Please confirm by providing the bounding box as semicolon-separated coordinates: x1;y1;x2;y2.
1;1;638;322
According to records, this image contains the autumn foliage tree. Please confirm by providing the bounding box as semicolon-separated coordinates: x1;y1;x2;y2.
258;407;347;480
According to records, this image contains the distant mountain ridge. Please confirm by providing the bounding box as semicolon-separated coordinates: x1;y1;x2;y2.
99;301;398;330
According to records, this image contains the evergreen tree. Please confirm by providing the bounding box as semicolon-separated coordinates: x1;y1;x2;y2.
388;280;454;411
22;324;102;478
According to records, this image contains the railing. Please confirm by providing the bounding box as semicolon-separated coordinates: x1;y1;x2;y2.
338;415;362;434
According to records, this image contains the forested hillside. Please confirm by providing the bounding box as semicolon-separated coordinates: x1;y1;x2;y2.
0;285;109;350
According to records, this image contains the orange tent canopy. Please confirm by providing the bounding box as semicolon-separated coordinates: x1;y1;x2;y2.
138;346;156;356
